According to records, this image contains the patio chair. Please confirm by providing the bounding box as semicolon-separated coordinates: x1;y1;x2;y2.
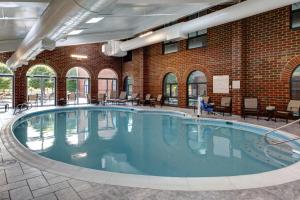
150;94;163;107
128;93;140;105
214;97;232;116
109;91;127;104
274;100;300;123
242;98;259;119
98;93;106;105
200;99;214;114
67;92;76;103
27;94;38;105
140;94;151;105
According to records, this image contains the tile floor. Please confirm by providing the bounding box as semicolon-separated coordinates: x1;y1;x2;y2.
0;106;300;200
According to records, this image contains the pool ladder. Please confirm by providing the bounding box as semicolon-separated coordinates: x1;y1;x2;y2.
264;118;300;145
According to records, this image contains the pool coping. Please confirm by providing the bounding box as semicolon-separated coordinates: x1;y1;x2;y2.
2;105;300;191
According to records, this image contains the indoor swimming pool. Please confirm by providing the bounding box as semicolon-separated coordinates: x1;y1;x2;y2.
11;107;300;178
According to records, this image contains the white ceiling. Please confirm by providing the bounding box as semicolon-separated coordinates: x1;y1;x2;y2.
0;0;235;52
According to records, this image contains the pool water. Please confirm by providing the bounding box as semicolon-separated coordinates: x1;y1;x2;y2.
13;108;300;177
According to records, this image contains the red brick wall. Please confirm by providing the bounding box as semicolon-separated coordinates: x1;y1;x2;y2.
122;6;300;114
122;49;144;98
0;43;122;106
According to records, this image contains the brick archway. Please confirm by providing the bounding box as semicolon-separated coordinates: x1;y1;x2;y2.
281;55;300;82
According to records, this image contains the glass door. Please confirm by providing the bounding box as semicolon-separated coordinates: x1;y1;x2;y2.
67;78;89;105
27;77;56;106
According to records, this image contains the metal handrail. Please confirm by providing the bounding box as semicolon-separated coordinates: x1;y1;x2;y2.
264;118;300;145
13;102;32;115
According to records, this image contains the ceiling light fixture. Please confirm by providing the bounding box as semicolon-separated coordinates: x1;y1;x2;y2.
86;17;104;24
68;29;84;35
71;54;88;59
139;31;153;38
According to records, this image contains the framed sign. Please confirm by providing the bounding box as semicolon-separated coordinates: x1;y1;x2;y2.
213;75;229;94
232;80;240;89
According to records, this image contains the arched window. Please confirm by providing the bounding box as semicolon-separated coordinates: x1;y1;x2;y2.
66;67;90;105
163;73;178;105
291;65;300;100
187;71;207;106
123;76;133;98
98;69;118;99
0;63;14;108
27;64;56;107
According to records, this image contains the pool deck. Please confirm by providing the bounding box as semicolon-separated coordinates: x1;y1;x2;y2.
0;105;300;200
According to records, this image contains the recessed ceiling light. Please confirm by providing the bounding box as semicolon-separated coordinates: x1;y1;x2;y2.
71;54;88;59
139;31;153;38
68;30;84;35
86;17;104;24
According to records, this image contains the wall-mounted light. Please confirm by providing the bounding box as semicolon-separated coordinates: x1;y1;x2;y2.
139;31;153;38
68;29;84;35
86;17;104;24
71;54;88;59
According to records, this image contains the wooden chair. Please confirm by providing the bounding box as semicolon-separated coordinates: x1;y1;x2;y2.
98;93;106;105
150;94;163;107
128;93;140;105
275;100;300;123
67;92;76;103
140;94;151;105
214;97;232;116
242;98;259;119
27;94;38;105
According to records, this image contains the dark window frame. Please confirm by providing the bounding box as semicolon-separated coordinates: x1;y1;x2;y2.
123;51;132;62
291;65;300;100
186;71;207;107
163;73;178;106
162;41;179;55
187;33;208;50
291;4;300;30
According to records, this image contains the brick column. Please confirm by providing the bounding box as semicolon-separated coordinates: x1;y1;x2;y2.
231;21;246;114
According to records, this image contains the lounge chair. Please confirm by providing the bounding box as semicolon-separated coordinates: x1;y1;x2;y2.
140;94;151;105
98;93;106;105
242;98;259;119
128;93;140;105
28;94;38;105
274;100;300;123
67;92;76;103
108;91;127;104
150;94;163;107
214;97;232;116
200;99;214;114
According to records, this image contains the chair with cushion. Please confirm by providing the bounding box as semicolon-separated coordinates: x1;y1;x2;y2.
150;94;163;107
28;94;38;105
140;94;151;105
98;93;106;105
128;93;140;105
275;100;300;123
214;97;232;116
242;98;259;119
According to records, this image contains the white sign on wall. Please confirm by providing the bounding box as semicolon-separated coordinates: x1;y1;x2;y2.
232;80;240;89
213;75;229;94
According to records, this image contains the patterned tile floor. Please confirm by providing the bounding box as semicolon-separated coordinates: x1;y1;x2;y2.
0;106;300;200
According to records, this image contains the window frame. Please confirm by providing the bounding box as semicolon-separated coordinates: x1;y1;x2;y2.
291;4;300;30
162;41;179;55
291;65;300;100
186;71;207;107
187;32;208;50
163;73;178;106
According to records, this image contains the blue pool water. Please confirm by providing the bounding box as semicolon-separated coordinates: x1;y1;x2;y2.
13;107;300;177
